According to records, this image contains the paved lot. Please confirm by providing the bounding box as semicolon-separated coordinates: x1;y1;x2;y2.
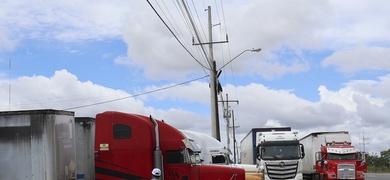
365;173;390;180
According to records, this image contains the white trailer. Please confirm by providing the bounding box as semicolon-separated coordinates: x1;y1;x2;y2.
240;127;304;180
74;117;95;180
0;109;77;180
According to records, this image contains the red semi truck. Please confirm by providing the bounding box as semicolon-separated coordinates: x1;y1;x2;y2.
299;131;367;180
94;111;245;179
0;109;245;180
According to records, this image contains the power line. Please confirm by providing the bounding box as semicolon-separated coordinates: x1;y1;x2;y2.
170;0;209;75
62;75;209;110
188;0;210;67
181;0;211;68
147;0;209;70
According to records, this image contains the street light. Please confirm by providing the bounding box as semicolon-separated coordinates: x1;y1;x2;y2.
218;48;262;71
210;47;261;141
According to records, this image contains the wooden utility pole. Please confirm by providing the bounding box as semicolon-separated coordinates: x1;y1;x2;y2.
208;6;220;141
193;6;228;141
220;94;238;159
232;110;238;164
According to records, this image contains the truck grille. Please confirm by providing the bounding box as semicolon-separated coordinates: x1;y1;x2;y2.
337;164;355;179
265;161;298;179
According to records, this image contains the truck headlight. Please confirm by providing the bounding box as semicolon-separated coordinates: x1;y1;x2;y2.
357;174;365;178
259;165;264;171
328;173;336;179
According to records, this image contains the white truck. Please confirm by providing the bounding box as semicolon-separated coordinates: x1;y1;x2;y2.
299;131;367;180
181;130;262;180
240;127;305;180
181;130;230;164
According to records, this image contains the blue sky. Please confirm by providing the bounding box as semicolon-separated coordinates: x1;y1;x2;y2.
1;0;389;155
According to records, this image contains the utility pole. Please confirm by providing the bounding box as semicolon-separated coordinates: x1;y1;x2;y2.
208;6;220;141
192;6;260;141
220;94;238;160
359;132;369;162
359;132;369;155
193;6;228;141
231;110;238;164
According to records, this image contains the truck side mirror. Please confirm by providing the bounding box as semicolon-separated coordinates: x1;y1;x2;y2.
357;152;366;162
256;144;261;160
315;152;321;161
300;144;305;159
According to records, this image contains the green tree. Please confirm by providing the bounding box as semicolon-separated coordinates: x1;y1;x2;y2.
367;153;379;172
368;149;390;173
380;149;390;169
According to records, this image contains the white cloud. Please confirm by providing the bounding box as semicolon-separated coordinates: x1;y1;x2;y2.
0;0;131;41
223;83;349;133
120;0;331;81
318;85;358;111
120;0;390;80
264;119;282;128
326;0;390;46
322;45;390;73
141;81;210;104
0;28;17;52
219;80;389;154
251;58;309;80
226;0;331;50
347;75;390;100
354;94;390;125
114;55;130;66
1;70;145;117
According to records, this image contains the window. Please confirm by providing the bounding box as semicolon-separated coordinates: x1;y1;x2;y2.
261;145;301;160
328;153;355;160
212;155;226;164
113;124;131;139
166;150;184;164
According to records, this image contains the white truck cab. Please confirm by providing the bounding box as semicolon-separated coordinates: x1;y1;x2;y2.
241;128;305;180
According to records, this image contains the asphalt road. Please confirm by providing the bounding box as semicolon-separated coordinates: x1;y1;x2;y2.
365;173;390;180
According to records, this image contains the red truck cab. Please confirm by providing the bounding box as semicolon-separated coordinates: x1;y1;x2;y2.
94;111;245;180
315;144;366;180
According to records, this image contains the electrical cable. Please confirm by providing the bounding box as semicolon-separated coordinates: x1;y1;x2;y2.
62;75;210;110
181;0;211;68
147;0;209;70
189;0;210;67
175;0;209;69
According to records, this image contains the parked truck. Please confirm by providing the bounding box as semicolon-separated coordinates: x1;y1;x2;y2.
299;131;367;180
181;130;230;165
0;109;246;180
181;130;262;180
240;127;305;180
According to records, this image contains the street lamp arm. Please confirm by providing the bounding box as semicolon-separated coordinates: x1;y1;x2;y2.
218;48;261;71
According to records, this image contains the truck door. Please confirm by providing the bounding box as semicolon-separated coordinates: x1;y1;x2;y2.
165;149;200;180
95;112;155;179
94;112;114;177
111;113;154;178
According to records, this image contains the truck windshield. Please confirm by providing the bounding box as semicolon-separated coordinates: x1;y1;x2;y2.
166;149;201;164
328;153;355;160
212;154;227;164
261;145;300;160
